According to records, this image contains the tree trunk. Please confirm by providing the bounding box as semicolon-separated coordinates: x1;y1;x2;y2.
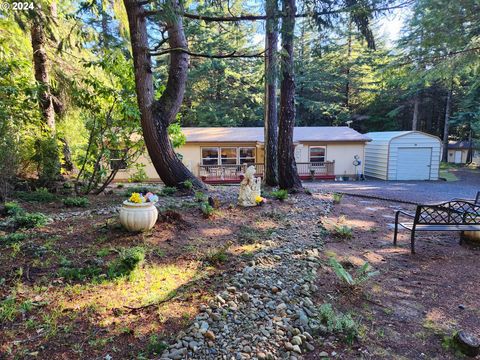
263;0;278;186
412;92;420;131
345;17;352;110
278;0;302;190
31;13;55;130
124;0;205;189
442;83;452;162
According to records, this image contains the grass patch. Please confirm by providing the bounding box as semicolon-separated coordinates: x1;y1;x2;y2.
0;295;34;323
204;247;229;266
107;247;145;279
237;225;274;244
439;170;459;182
332;224;353;239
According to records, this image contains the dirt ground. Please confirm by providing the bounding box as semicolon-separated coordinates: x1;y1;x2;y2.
308;195;480;359
0;187;310;359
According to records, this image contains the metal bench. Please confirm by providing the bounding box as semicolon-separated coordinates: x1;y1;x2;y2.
393;195;480;253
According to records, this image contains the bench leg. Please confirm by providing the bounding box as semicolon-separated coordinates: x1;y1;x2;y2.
393;225;398;246
410;229;416;254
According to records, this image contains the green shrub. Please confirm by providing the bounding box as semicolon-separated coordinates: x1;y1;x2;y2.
270;189;288;201
182;180;193;190
0;232;28;246
107;247;145;278
200;202;214;218
318;303;359;344
63;197;90;208
194;191;206;202
146;335;168;355
16;188;58;203
328;257;379;288
333;224;353;239
4;201;23;216
332;193;344;204
160;186;177;196
204;247;228;266
128;163;148;183
13;212;48;229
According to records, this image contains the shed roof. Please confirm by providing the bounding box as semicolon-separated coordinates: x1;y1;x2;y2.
448;140;478;149
366;130;441;142
182;127;371;143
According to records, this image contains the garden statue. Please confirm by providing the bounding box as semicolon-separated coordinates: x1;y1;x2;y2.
238;165;262;207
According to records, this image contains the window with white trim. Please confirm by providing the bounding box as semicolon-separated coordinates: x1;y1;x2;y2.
221;147;237;165
201;147;219;165
309;146;326;163
239;147;256;165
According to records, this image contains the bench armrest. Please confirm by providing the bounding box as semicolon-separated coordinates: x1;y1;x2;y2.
395;210;415;225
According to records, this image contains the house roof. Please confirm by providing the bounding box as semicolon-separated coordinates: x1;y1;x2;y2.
182;127;371;143
448;140;477;149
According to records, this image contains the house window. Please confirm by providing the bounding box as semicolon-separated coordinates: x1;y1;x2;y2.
202;148;219;165
309;146;326;163
110;149;127;170
239;147;256;165
221;147;237;165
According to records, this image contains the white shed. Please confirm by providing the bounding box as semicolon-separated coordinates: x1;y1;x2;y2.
364;131;441;180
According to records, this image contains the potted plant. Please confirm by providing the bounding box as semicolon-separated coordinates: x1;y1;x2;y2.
119;192;159;232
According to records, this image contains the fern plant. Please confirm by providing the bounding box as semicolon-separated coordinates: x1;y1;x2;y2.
329;257;379;288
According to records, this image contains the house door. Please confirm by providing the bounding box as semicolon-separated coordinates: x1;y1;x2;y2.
396;147;432;180
454;151;462;164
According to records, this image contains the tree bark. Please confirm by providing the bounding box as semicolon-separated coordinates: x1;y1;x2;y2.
442;83;452;162
345;17;352;110
31;13;55;131
412;92;420;131
263;0;279;186
278;0;302;190
124;0;205;189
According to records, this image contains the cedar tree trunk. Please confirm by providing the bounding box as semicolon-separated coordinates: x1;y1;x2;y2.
31;14;55;130
278;0;302;190
263;0;279;186
124;0;205;189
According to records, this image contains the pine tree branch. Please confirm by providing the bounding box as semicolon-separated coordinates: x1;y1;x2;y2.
398;46;480;66
149;48;265;58
142;1;414;21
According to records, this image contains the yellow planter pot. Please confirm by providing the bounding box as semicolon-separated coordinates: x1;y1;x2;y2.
119;201;158;232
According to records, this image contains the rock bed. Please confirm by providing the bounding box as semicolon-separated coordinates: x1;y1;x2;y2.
161;194;334;359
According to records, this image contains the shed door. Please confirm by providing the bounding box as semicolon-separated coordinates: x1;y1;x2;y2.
454;151;462;164
396;147;431;180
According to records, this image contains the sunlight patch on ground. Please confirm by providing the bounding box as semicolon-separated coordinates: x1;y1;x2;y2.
58;261;202;312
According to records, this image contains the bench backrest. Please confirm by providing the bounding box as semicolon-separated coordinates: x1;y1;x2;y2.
415;200;480;225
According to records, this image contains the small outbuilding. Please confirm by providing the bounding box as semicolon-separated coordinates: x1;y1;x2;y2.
364;131;441;180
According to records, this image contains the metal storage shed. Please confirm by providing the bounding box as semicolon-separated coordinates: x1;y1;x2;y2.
364;131;441;180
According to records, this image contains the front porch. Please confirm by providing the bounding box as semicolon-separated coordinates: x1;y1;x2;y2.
199;161;335;184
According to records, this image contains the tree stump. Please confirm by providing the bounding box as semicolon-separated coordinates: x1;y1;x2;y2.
454;331;480;357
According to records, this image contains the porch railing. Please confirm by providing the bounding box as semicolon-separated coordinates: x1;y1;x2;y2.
296;161;335;177
199;161;334;182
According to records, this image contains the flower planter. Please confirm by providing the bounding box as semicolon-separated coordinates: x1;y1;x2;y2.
119;201;158;232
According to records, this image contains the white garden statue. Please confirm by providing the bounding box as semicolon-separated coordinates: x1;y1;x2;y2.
238;165;262;207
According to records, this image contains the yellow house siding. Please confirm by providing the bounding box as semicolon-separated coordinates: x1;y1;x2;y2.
113;141;367;181
297;142;366;176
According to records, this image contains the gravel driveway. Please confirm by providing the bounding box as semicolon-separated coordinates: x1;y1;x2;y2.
306;168;479;204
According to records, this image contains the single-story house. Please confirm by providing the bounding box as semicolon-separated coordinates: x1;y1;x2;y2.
364;131;441;181
114;126;372;184
447;140;480;164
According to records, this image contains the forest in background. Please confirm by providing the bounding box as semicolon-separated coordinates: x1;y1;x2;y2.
0;0;479;195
